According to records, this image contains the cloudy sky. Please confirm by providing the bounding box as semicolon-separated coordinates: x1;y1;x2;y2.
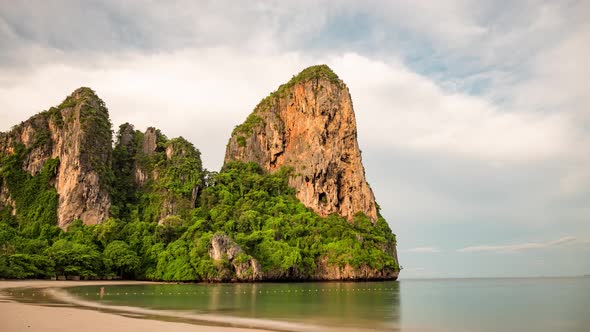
1;0;588;278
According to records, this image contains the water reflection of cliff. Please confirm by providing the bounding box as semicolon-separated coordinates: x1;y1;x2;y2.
71;282;401;330
205;281;401;329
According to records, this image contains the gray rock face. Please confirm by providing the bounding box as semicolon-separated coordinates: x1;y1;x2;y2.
209;234;262;281
0;182;15;215
312;257;399;281
142;127;158;155
117;123;136;148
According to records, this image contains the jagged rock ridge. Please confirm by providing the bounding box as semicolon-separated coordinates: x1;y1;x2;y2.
111;123;204;223
0;88;204;228
225;65;378;222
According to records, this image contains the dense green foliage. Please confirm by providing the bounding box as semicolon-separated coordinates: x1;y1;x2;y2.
77;88;114;189
0;144;62;278
197;162;397;276
103;241;140;277
110;124;144;219
0;144;59;232
277;64;343;93
232;114;264;136
1;155;397;280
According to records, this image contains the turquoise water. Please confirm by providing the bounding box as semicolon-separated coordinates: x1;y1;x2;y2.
67;277;590;331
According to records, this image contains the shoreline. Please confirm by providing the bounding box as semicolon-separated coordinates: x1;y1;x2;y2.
0;280;374;332
0;280;270;332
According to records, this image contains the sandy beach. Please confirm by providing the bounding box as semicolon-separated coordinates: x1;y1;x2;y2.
0;280;261;332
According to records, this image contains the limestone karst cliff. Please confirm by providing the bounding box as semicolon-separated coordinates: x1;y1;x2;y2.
225;65;378;222
0;87;112;228
0;67;399;281
220;65;399;280
0;89;204;229
111;123;204;224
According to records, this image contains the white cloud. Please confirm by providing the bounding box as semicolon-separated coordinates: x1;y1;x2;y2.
1;50;579;171
333;53;577;164
0;48;311;170
403;247;441;253
511;24;590;116
376;0;487;47
457;236;577;253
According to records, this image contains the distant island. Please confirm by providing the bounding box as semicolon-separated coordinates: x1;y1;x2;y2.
0;65;399;282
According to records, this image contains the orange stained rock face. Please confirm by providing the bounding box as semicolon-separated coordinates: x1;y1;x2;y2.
225;73;378;222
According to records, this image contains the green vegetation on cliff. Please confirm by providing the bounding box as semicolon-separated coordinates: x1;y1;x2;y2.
110;123;144;219
0;145;61;278
194;162;397;276
1;158;397;280
0;144;59;230
232;114;264;136
280;64;342;90
77;88;114;189
110;124;204;223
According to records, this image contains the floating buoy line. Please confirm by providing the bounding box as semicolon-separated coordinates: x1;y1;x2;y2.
4;287;398;298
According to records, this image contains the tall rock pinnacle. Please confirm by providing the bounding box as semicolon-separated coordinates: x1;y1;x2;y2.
224;65;378;221
0;87;112;228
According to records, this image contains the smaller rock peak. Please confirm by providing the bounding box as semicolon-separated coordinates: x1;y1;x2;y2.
143;127;159;155
165;137;198;160
116;123;136;147
70;87;101;102
119;122;135;131
57;87;105;111
72;86;95;94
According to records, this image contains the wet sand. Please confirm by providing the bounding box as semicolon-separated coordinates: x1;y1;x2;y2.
0;280;261;332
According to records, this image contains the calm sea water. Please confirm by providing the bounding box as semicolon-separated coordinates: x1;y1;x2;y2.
67;277;590;332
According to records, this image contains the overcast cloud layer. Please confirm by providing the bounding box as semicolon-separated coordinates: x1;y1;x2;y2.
1;0;588;278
